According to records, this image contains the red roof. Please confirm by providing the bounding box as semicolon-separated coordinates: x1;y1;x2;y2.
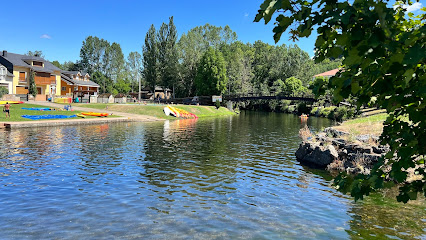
314;68;340;77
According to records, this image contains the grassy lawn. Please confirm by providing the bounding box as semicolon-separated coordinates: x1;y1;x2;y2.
334;113;388;136
73;103;236;119
0;103;117;122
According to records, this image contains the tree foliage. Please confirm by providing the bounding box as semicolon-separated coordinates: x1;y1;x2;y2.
195;47;228;96
255;0;425;202
143;24;159;91
28;70;37;97
126;51;142;93
26;50;44;58
157;16;179;90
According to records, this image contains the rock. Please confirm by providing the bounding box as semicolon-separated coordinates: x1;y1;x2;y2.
295;141;338;168
332;138;346;148
354;145;372;154
324;127;349;138
372;146;389;154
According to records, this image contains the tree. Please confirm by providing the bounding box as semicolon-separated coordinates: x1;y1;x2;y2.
114;78;131;94
126;51;142;98
177;24;238;97
51;60;62;69
104;42;124;81
80;36;110;75
195;47;228;96
255;0;425;202
28;70;37;97
157;16;179;91
26;50;44;58
143;24;159;91
91;71;112;94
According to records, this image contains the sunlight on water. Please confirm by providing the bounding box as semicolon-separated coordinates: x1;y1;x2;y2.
0;112;424;239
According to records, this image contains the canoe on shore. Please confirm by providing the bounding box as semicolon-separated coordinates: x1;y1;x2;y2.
81;112;109;117
0;101;24;104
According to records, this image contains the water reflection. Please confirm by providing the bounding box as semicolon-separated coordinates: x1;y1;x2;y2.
0;112;424;239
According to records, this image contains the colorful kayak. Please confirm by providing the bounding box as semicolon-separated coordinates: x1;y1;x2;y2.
76;114;86;118
21;114;77;120
81;112;109;117
163;105;198;119
0;101;24;104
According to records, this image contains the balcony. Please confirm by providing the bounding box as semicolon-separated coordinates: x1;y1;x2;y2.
35;76;55;85
19;77;27;84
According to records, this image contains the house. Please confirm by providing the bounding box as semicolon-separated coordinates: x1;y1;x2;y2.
97;93;114;103
313;68;340;79
60;71;99;100
0;63;14;93
0;50;62;100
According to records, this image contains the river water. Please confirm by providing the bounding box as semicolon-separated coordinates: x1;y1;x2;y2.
0;111;424;239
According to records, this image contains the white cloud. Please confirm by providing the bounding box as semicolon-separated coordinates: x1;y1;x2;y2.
244;12;249;17
404;2;422;12
40;34;51;39
395;2;423;12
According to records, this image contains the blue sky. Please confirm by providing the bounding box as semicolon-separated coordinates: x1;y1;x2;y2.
0;0;318;62
1;0;423;63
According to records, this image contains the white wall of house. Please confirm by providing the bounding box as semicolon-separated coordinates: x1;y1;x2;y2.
0;65;13;93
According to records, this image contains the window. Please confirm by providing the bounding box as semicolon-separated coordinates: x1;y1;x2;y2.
0;67;5;80
33;61;43;67
61;87;66;91
19;72;26;81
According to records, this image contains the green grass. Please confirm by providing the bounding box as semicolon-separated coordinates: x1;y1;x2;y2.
74;103;236;119
0;103;118;122
341;113;388;125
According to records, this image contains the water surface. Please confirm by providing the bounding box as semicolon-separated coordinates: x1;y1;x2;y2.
0;111;424;239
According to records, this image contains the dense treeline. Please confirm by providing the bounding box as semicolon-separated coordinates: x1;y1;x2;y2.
53;18;340;97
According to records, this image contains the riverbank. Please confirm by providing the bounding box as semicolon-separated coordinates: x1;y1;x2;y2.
295;113;423;182
296;114;389;174
72;103;236;119
0;102;163;129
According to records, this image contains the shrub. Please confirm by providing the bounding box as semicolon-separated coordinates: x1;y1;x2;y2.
288;105;296;113
215;99;221;109
297;102;309;114
310;107;318;115
0;86;8;98
334;106;348;121
319;106;335;118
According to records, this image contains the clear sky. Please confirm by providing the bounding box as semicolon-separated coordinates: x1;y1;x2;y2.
0;0;319;63
1;0;423;63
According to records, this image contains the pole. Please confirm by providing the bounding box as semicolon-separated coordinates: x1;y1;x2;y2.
138;71;141;102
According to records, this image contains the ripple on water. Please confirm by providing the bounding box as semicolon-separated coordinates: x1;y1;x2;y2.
0;113;424;239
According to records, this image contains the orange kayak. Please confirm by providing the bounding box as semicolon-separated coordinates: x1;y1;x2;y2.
81;112;109;117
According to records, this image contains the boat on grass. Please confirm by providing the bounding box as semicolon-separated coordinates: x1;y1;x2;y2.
81;112;109;117
0;101;24;104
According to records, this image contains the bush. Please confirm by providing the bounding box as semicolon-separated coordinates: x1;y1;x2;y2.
287;105;296;113
0;86;8;98
319;106;335;118
268;100;279;111
310;107;318;115
333;106;348;121
297;102;309;114
215;100;221;109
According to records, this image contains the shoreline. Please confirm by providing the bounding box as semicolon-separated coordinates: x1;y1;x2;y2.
1;116;163;129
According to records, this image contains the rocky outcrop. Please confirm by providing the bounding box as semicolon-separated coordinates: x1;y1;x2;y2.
295;142;338;168
296;128;388;175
